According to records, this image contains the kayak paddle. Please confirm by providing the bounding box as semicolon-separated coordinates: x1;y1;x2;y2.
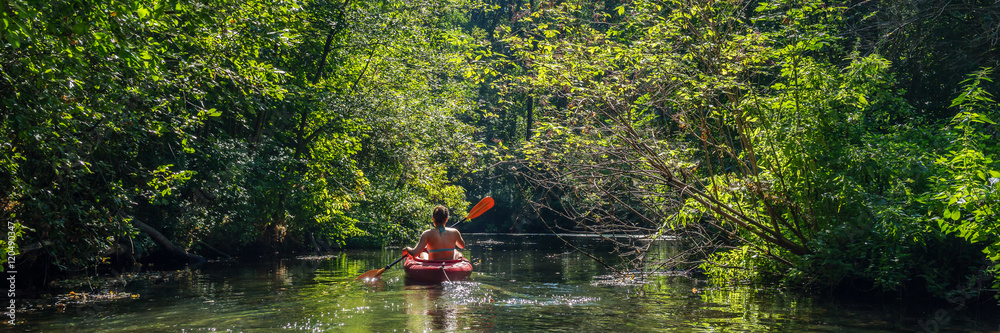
356;196;494;280
450;196;494;228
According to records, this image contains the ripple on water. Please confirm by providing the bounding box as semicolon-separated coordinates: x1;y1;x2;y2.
475;239;506;246
591;270;695;287
497;295;602;307
294;254;339;260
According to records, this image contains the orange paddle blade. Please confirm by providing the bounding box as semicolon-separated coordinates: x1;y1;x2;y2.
356;255;407;280
466;196;494;220
356;268;386;280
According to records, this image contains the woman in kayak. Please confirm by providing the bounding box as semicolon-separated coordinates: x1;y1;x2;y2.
403;205;466;260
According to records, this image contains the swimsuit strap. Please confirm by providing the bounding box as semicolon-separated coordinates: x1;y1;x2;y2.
437;225;445;235
428;247;457;253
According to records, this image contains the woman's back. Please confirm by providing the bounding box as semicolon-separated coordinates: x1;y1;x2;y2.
403;205;466;261
421;227;465;260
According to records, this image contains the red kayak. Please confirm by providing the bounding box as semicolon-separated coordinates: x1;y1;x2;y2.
403;255;473;283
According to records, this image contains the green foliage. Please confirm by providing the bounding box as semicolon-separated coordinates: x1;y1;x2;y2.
5;0;999;303
2;0;482;274
2;0;221;269
849;1;1000;115
484;0;1000;301
921;69;1000;294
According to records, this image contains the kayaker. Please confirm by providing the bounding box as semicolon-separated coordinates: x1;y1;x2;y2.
402;205;466;260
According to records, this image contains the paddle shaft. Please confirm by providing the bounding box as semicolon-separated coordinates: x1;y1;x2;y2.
383;254;407;270
448;217;468;228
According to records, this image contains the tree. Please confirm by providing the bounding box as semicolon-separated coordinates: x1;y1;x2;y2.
2;0;484;280
485;0;1000;298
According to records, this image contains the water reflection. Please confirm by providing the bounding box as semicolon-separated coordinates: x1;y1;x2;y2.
404;284;460;331
13;234;1000;332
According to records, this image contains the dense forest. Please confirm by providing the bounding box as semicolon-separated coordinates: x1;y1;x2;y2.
2;0;999;302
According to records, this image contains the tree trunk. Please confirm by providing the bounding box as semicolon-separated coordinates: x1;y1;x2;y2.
312;0;352;84
525;94;534;141
134;220;206;265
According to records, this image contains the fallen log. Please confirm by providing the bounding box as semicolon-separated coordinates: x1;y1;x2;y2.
134;220;206;265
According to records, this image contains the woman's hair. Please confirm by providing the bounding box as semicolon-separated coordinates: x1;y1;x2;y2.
432;205;449;226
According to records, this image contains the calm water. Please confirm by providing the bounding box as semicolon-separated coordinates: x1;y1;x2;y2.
12;234;1000;332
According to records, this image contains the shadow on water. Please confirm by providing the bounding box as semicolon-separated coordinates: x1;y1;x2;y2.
10;234;1000;332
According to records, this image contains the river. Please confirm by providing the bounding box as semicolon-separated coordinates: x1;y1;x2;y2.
12;234;1000;332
